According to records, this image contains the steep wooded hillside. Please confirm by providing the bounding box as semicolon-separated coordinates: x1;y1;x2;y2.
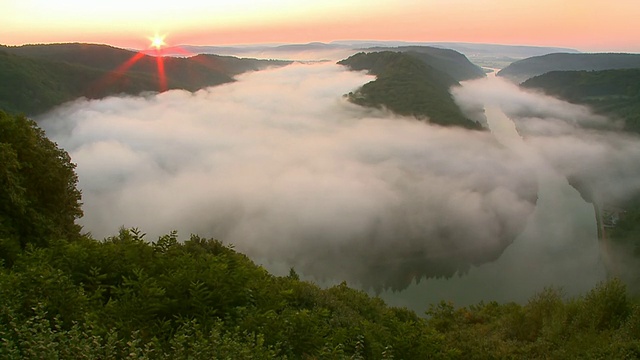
498;53;640;83
0;43;290;115
339;51;481;129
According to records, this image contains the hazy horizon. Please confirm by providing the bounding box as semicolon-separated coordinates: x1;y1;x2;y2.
3;1;639;53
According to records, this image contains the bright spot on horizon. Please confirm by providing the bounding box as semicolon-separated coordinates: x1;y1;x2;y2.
149;34;166;50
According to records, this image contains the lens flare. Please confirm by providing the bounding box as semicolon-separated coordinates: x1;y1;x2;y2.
149;34;166;50
90;34;176;94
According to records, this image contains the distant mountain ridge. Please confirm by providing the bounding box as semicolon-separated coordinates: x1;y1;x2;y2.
498;53;640;83
179;41;578;57
0;43;291;116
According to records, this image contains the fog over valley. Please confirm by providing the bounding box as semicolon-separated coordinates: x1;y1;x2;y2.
455;75;640;205
41;63;541;292
35;60;640;302
5;0;640;355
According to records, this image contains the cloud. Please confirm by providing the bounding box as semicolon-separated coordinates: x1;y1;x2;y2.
41;63;538;291
398;74;640;306
453;75;640;205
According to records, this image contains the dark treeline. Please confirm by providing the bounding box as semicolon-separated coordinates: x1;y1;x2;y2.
498;52;640;83
0;43;290;116
522;68;640;134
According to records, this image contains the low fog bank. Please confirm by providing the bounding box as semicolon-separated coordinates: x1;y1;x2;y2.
390;74;640;308
453;76;640;206
41;63;538;291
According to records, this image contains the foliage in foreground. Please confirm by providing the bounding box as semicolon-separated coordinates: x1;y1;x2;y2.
0;110;82;263
1;230;640;359
0;231;447;359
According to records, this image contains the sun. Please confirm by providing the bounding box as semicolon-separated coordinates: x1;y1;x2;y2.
149;34;166;50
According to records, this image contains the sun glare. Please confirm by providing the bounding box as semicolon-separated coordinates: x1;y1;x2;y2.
149;34;166;50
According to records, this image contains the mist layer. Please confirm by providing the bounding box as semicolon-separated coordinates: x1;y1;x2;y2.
41;63;538;291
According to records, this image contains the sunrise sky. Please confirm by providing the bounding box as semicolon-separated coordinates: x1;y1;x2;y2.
2;0;639;52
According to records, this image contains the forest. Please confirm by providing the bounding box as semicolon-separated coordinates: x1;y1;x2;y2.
0;44;290;116
338;52;482;129
522;68;640;134
2;109;640;358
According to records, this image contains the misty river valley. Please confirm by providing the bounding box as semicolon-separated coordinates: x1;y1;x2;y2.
4;39;640;357
39;66;612;313
379;73;607;311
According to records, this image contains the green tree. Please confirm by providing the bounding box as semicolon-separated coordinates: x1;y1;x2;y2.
0;110;82;257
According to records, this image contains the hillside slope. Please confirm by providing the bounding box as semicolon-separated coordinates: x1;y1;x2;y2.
522;69;640;134
338;51;481;129
0;43;290;115
0;50;160;115
362;45;486;81
498;53;640;83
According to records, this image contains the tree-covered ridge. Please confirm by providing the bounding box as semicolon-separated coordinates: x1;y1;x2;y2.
522;69;640;134
0;43;291;116
2;43;292;79
338;52;482;129
0;50;160;116
497;52;640;83
362;46;486;82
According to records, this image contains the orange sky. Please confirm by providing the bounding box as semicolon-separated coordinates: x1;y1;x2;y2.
2;0;639;52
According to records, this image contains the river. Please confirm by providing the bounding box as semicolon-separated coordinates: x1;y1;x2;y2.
377;73;606;311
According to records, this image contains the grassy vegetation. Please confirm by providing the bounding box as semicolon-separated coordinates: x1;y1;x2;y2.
339;52;482;129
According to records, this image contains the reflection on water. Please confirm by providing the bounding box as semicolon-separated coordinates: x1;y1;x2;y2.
378;75;606;311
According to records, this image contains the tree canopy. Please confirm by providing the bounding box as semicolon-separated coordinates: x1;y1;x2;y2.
0;111;82;262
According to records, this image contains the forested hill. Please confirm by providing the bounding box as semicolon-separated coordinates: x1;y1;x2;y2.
522;69;640;134
497;53;640;83
0;50;160;115
361;46;486;81
338;51;482;129
0;43;291;116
